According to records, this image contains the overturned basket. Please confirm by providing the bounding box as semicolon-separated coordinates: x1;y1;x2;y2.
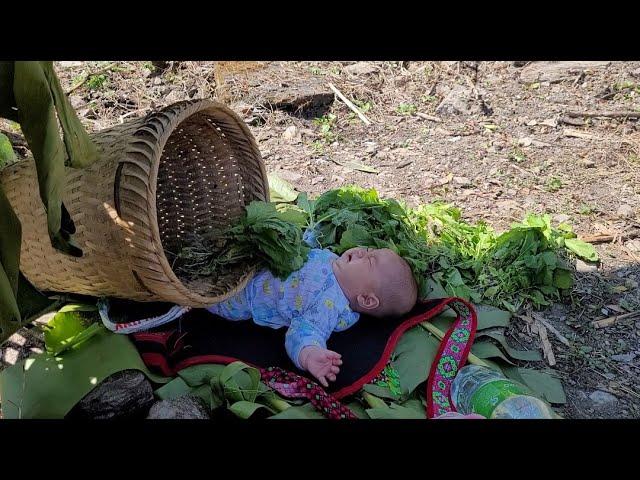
0;100;269;306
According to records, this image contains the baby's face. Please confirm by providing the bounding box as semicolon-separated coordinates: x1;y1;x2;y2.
332;247;404;297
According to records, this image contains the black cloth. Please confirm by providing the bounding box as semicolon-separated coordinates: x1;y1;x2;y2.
131;299;449;397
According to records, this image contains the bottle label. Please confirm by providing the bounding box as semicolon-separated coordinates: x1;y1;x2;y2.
468;380;529;418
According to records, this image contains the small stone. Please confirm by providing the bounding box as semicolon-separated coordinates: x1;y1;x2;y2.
453;176;472;186
617;204;635;218
343;62;379;76
147;395;210;419
575;260;599;273
58;61;84;68
331;175;345;183
231;101;254;115
273;170;303;183
282;125;300;143
626;240;640;253
436;84;485;116
364;141;378;154
553;214;571;224
69;95;84;110
153;77;162;86
581;159;596;168
632;67;640;79
311;176;325;185
611;353;636;363
589;390;618;406
625;278;638;290
164;89;184;104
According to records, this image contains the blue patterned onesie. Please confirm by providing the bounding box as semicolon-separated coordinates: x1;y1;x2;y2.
206;231;360;369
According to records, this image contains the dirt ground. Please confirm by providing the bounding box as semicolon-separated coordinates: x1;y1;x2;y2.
1;60;639;418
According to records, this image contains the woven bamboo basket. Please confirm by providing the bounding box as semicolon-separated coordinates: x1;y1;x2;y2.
0;99;269;306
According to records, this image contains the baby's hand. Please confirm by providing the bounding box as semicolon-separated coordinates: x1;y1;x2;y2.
299;346;342;387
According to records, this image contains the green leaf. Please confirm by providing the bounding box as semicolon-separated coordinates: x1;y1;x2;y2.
296;192;315;218
42;310;103;356
177;364;226;387
391;326;440;396
471;341;517;365
155;376;192;400
0;132;16;167
268;173;299;203
553;269;574;289
345;401;370;419
513;367;566;404
270;403;325;419
274;203;308;227
476;306;511;330
13;62;84;257
366;403;425;419
0;185;23;340
229;400;273;419
363;383;400;400
221;361;262;403
476;330;543;362
564;238;599;262
57;303;98;313
0;329;169;418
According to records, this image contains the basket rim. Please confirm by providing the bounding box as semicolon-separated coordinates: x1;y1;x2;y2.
134;99;268;306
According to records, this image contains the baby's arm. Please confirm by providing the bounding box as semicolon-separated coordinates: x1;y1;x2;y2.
285;317;342;387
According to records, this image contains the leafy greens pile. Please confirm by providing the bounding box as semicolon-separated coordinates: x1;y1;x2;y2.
173;180;599;313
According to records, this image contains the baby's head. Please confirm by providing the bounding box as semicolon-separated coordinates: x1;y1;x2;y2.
332;247;418;318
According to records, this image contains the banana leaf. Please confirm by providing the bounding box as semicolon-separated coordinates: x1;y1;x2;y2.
0;329;168;419
0;184;22;339
0;132;16;167
12;61;82;257
40;62;98;169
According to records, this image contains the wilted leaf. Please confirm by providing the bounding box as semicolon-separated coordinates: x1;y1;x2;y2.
229;400;273;419
268;173;299;203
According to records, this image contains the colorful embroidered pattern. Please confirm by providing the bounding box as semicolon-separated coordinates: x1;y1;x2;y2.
426;299;476;418
259;366;357;419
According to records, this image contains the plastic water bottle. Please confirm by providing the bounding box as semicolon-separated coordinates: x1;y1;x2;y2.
450;365;556;419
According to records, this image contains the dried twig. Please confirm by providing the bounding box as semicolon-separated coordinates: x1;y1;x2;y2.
531;313;571;347
416;112;442;122
565;111;640;119
328;82;371;125
580;231;640;244
591;311;640;329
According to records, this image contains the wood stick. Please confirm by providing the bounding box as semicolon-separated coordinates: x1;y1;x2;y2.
592;311;640;329
416;112;442;122
565;111;640;119
328;82;371;125
580;231;640;244
531;313;571;347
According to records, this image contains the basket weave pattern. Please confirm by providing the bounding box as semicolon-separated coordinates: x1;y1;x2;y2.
0;100;268;306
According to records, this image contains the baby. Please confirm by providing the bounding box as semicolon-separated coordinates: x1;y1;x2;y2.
207;232;418;387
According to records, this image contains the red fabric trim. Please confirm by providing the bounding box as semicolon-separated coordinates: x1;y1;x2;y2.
131;331;175;348
141;352;176;377
425;298;478;418
332;299;452;399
